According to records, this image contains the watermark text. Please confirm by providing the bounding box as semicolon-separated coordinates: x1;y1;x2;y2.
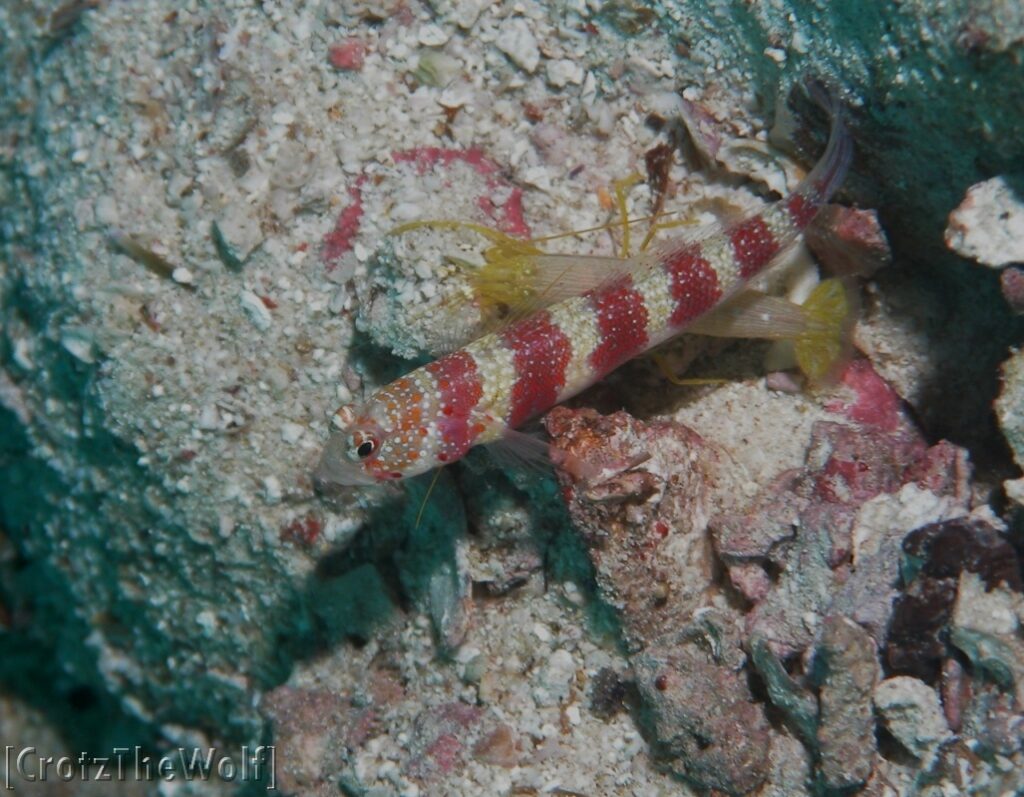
3;745;276;790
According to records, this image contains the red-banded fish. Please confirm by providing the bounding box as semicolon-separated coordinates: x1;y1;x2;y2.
316;84;853;487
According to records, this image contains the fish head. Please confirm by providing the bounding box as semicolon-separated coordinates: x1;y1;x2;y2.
315;389;435;487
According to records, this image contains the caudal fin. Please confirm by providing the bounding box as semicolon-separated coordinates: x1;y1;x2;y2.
794;278;857;385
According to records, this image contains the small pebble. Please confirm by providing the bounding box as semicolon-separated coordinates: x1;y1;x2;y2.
271;109;295;126
240;290;273;331
197;405;219;431
495;18;540;73
281;422;304;444
263;476;283;505
60;327;95;364
418;24;449;46
765;370;803;394
545;59;584;88
533;648;575;706
196;610;217;632
94;195;118;225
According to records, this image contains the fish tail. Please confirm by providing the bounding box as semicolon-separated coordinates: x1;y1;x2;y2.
794;278;857;385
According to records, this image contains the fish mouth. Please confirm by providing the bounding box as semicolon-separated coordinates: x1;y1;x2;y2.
313;434;381;488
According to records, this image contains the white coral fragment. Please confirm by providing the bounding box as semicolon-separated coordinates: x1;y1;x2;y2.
495;18;540;73
945;176;1024;268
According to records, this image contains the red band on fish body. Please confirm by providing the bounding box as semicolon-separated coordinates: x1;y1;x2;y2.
787;192;819;229
427;350;484;458
503;311;572;428
588;275;650;376
729;215;780;279
662;246;723;327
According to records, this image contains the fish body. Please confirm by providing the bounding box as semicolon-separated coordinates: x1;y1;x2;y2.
318;87;852;486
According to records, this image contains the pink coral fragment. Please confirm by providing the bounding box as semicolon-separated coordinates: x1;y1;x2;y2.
1000;266;1024;315
805;205;891;278
321;147;530;271
328;38;366;71
424;734;462;774
825;360;903;432
322;181;365;269
392;147;529;237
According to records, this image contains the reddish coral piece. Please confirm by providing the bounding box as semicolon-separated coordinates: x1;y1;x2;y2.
392;147;529;237
322;148;530;271
825;359;904;432
260;686;378;795
328;38;366;71
281;513;323;546
1000;266;1024;315
322;181;366;268
472;724;519;768
259;295;278;309
805;204;891;278
819;422;917;496
406;702;484;782
545;407;724;648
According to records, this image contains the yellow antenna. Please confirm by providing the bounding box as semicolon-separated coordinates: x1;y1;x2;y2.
414;467;445;529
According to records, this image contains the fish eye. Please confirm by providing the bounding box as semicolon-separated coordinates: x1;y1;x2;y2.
355;438;377;459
